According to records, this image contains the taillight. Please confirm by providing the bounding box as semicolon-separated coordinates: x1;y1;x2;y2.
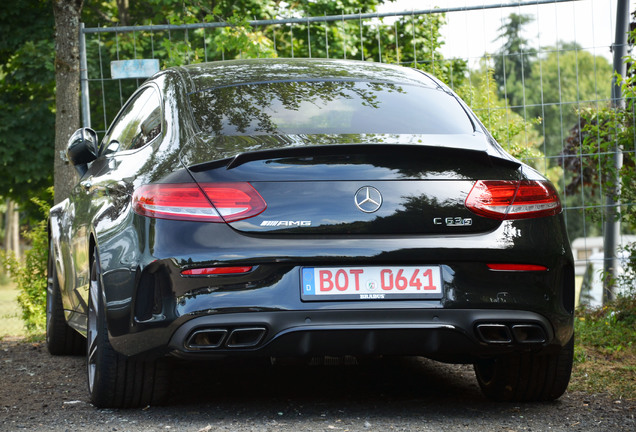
132;182;266;222
465;180;561;220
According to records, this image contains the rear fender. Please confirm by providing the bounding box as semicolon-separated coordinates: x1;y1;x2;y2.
49;200;74;315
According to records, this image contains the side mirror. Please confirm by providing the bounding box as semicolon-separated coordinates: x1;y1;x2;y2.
66;128;99;176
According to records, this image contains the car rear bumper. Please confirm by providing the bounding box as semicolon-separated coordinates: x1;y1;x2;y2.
117;308;571;363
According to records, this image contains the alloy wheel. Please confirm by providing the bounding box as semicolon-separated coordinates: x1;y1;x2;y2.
87;263;99;393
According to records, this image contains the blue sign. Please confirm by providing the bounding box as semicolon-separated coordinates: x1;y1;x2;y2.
110;59;160;79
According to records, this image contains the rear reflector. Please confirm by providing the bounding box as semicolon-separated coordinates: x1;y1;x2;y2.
465;180;561;220
133;182;266;222
487;263;548;272
181;266;253;276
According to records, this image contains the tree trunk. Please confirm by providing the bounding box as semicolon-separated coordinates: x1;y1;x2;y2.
6;200;20;260
116;0;130;26
0;204;4;250
12;203;20;261
53;0;84;205
5;200;12;253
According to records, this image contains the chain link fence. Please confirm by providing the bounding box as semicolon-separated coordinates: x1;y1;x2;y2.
79;0;634;306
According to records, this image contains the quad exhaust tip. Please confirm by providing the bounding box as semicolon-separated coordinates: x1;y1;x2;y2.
511;324;547;343
226;327;267;348
186;327;266;350
186;328;228;349
476;323;546;345
476;324;512;344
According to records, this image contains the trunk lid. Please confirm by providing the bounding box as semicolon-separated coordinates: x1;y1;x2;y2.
184;136;520;235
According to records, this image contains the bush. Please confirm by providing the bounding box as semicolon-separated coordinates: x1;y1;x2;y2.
576;295;636;352
1;191;50;334
572;293;636;398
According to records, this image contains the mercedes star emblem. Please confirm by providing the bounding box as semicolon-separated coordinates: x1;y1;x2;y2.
354;186;383;213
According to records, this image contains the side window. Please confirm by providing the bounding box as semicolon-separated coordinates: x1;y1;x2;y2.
130;90;162;150
104;87;162;152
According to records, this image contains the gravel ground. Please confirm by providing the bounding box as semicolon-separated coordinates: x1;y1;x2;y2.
0;338;634;432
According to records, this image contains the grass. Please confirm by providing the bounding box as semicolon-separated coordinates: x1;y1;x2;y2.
0;279;27;339
570;294;636;400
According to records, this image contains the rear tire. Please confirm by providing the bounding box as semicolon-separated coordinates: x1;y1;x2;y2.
87;258;169;408
474;336;574;402
46;243;85;356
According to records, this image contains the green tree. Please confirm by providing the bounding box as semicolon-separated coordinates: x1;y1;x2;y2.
493;11;613;241
80;1;466;133
493;13;536;111
562;17;636;288
525;42;612;159
458;65;549;180
525;43;612;240
0;0;55;215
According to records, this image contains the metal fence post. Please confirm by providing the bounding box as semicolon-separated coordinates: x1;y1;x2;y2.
79;22;91;128
603;0;629;304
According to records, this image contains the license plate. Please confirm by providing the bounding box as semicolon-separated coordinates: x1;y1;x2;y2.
301;266;442;301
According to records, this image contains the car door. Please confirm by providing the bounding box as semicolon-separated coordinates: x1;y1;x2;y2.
65;85;163;329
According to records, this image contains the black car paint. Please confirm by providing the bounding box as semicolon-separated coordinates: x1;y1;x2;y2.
49;59;574;364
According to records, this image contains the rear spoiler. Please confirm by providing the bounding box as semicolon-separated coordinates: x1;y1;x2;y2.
188;142;520;173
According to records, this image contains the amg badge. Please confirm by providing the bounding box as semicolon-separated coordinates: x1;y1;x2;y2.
260;220;312;227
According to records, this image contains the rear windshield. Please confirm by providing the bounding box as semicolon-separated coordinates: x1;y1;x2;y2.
188;80;474;136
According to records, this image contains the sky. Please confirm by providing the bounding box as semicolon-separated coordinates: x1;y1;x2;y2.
377;0;634;65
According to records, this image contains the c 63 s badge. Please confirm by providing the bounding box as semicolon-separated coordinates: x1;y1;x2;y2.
433;217;473;227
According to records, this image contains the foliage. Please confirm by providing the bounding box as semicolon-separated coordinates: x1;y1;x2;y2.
493;11;612;240
535;45;612;240
620;243;636;289
456;66;556;182
489;14;614;241
574;104;636;280
493;16;613;160
561;19;636;289
564;107;635;212
210;15;277;62
492;13;537;111
0;0;55;215
571;293;636;398
576;295;636;352
525;42;613;159
0;189;52;334
81;1;467;133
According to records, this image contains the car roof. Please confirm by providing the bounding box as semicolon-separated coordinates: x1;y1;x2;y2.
175;58;441;93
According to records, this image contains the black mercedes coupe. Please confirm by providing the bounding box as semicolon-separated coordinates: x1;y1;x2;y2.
48;58;574;408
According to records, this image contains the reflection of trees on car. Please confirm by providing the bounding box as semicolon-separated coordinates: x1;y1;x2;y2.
103;87;162;152
192;81;385;135
190;80;470;136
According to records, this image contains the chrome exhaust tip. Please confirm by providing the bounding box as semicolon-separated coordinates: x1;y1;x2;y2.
475;324;513;344
225;327;267;348
511;324;547;344
185;328;228;350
